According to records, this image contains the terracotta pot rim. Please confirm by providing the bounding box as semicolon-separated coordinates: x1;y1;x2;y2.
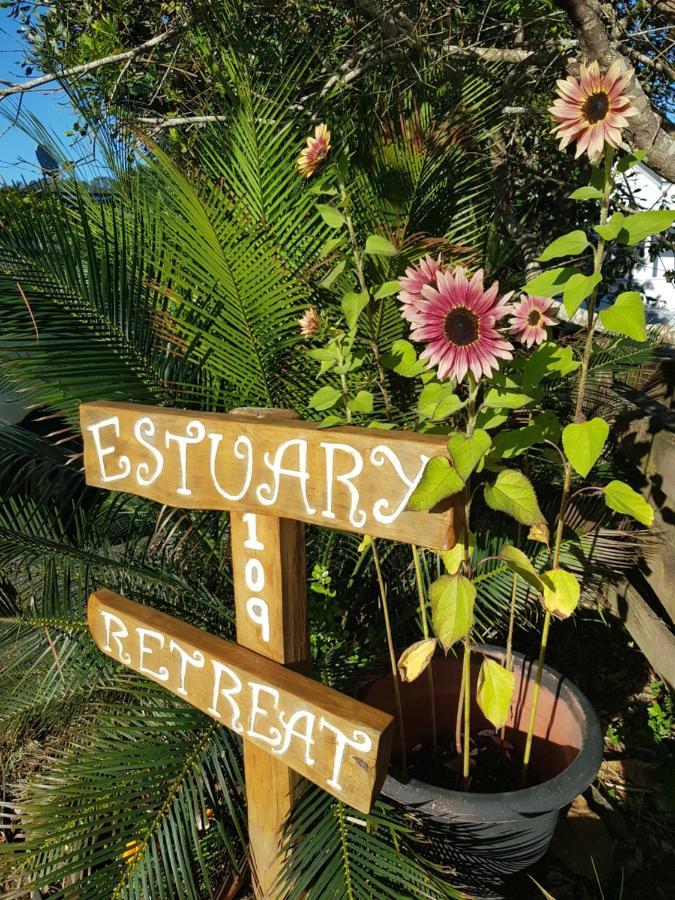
378;643;604;819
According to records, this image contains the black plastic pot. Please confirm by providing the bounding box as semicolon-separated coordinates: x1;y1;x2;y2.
363;645;603;898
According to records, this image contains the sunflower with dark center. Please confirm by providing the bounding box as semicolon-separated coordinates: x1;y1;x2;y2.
297;124;331;178
508;295;558;348
548;60;637;164
408;267;514;383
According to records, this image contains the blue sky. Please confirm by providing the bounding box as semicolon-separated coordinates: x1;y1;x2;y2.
0;6;78;183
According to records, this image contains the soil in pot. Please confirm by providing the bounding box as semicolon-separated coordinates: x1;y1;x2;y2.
365;645;597;794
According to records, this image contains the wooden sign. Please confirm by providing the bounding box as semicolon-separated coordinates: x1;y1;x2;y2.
80;402;457;896
80;400;462;549
88;589;393;814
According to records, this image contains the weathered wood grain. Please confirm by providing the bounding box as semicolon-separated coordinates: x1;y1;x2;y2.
88;590;393;814
80;401;462;548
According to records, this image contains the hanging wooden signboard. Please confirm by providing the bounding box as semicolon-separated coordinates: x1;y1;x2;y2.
80;400;462;549
80;401;459;897
88;590;393;813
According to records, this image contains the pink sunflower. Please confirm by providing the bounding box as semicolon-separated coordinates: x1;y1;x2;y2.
297;124;331;178
409;267;514;383
508;295;558;347
398;254;444;322
549;60;637;165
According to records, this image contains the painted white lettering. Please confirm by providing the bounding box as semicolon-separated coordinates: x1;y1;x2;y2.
243;512;264;550
320;718;373;791
256;439;316;514
165;420;206;496
320;442;366;528
209;434;253;501
247;683;282;748
99;609;131;664
168;639;205;696
370;446;429;523
208;661;244;733
135;627;169;681
244;558;265;593
134;417;164;486
87;417;131;483
246;597;270;642
274;709;316;765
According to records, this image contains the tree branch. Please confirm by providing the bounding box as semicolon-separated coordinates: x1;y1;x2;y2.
556;0;675;182
0;29;180;99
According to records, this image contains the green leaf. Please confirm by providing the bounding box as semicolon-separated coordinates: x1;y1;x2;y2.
616;150;648;173
521;343;580;390
364;234;398;256
569;186;603;201
484;470;545;526
537;230;589;261
319;236;344;257
319;259;345;288
307;347;337;374
617;210;675;245
418;382;464;421
397;638;437;683
429;574;475;651
595;212;625;241
541;569;580;619
341;291;370;331
382;339;426;377
317;204;346;228
406;457;464;512
440;543;464;575
447;429;492;481
483;387;534;410
603;480;654;526
319;415;345;428
491;412;561;460
367;420;396;429
374;280;401;299
563;272;602;317
347;390;374;414
562;417;609;477
475;410;509;431
598;291;647;341
309;384;342;411
498;545;545;593
521;267;576;298
477;659;515;729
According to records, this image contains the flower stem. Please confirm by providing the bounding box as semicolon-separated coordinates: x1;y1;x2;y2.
521;609;551;786
462;633;472;788
337;176;392;419
412;544;437;758
521;146;614;781
372;539;407;774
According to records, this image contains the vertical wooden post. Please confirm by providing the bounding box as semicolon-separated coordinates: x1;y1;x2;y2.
228;410;309;898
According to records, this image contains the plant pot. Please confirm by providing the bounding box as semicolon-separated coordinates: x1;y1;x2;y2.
363;644;603;898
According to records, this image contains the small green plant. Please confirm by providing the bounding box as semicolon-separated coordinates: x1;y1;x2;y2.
646;681;674;744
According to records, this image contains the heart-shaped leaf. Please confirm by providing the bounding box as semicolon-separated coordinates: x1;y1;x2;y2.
477;659;515;729
406;457;464;512
563;272;602;317
562;418;609;477
440;543;464;575
599;291;647;342
521;267;576;298
617;210;675;246
341;290;370;331
484;470;545;526
537;230;589;262
418;382;464;421
447;429;492;481
603;480;654;526
318;204;345;228
541;569;580;619
397;638;437;683
498;545;544;593
309;385;342;411
595;212;624;241
364;234;398;256
429;574;475;651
